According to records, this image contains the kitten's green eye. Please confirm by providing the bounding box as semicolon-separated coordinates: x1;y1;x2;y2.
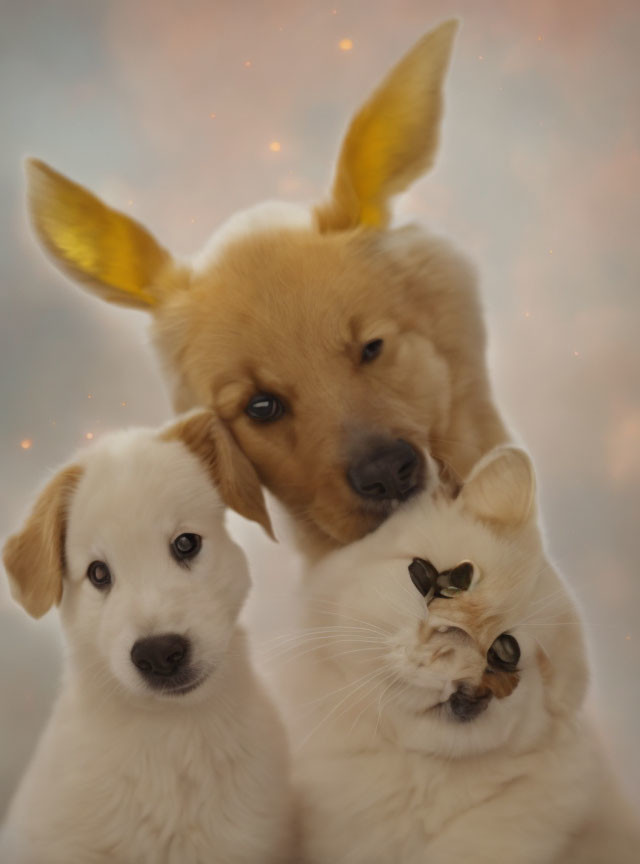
487;633;520;670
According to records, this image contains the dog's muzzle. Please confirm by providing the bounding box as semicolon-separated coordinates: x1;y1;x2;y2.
347;438;424;502
130;633;196;692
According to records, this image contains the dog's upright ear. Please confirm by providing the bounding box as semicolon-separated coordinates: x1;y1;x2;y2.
3;465;83;619
459;447;536;530
26;159;184;310
164;410;275;540
315;19;458;232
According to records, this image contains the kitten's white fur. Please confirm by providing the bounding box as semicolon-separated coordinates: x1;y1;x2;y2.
281;448;638;863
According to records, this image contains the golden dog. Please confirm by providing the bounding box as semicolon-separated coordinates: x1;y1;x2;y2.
25;20;508;558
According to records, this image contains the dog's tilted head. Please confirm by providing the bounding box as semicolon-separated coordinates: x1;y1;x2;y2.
2;410;272;703
305;448;589;757
24;20;507;554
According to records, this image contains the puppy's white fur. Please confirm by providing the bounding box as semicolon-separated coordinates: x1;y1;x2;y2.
281;448;638;864
2;424;292;864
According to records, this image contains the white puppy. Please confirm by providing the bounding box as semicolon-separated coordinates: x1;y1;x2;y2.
1;410;293;864
282;447;639;864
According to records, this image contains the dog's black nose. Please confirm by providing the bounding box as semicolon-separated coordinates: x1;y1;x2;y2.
448;685;492;722
347;439;423;501
131;634;190;679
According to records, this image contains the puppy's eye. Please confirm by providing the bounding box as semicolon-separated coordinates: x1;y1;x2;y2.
487;633;520;670
87;561;111;589
171;533;202;562
245;393;285;422
361;339;383;364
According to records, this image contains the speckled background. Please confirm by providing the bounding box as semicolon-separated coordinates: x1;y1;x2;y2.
1;0;638;816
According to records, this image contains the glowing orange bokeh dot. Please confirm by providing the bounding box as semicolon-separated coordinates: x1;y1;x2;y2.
339;38;353;51
85;432;94;440
20;439;32;450
269;141;281;152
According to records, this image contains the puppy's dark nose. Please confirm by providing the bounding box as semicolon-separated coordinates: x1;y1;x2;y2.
131;634;190;680
448;685;493;722
347;439;423;501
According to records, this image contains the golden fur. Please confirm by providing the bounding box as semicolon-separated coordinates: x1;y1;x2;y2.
161;409;273;538
3;465;83;618
25;21;508;557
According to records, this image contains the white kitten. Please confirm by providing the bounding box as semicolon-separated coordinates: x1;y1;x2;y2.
280;447;638;864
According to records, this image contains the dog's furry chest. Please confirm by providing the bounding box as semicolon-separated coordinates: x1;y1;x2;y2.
105;725;238;848
100;735;254;863
6;685;288;864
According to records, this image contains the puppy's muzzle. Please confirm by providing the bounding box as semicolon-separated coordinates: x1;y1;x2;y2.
131;633;193;691
347;439;424;502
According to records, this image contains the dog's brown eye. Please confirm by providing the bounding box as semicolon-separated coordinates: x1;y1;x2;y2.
87;561;111;589
487;633;520;670
245;393;285;422
361;339;383;363
171;533;202;562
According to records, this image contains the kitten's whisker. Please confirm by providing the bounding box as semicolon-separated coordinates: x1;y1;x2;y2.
295;655;392;710
295;666;393;753
260;625;386;651
347;671;397;736
267;641;386;668
307;602;393;636
262;635;385;664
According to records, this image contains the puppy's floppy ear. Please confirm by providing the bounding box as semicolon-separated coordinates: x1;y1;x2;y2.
26;159;183;310
164;410;275;540
459;447;536;530
3;465;83;619
315;19;458;232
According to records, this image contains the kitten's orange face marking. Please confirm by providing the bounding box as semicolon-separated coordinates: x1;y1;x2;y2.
481;667;520;700
422;591;521;700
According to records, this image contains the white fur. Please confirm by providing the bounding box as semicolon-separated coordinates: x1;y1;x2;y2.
2;429;293;864
279;453;639;863
192;200;312;272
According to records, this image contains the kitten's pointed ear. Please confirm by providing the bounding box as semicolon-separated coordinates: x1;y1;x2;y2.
164;410;275;540
459;447;536;529
315;19;459;232
3;465;83;619
26;159;182;310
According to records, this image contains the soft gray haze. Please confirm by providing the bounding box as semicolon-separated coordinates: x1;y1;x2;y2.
1;0;639;816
